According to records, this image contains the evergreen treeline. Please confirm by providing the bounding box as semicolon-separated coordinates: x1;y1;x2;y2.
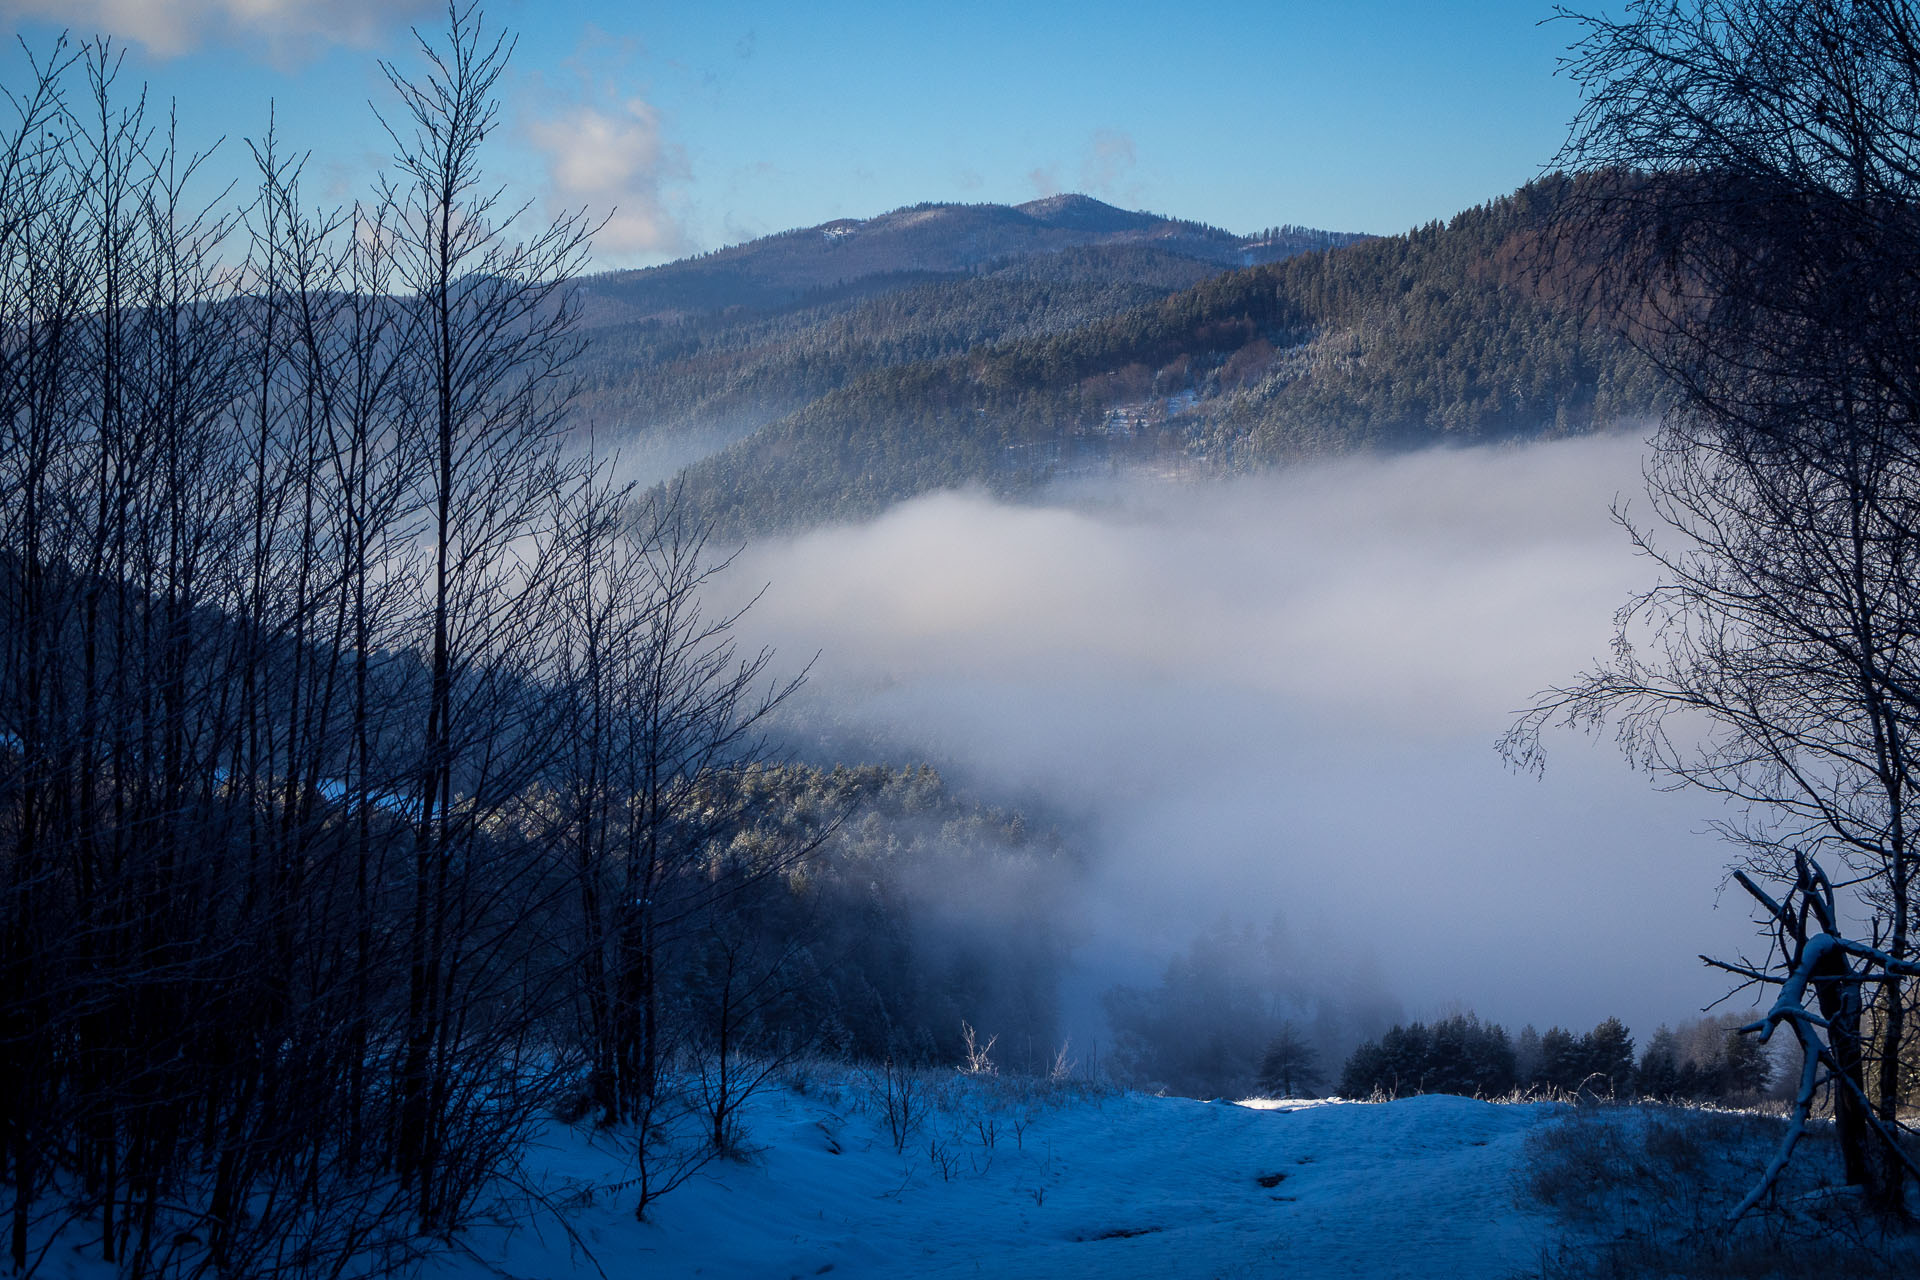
1337;1013;1771;1103
1339;1015;1527;1099
558;198;1364;491
1098;924;1772;1107
1202;175;1665;459
1634;1015;1773;1103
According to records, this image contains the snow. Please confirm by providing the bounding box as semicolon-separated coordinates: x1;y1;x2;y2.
430;1076;1564;1280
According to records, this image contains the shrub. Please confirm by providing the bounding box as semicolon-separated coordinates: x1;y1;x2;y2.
1522;1104;1920;1279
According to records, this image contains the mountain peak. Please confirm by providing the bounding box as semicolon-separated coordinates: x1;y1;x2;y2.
1015;193;1162;233
582;194;1358;321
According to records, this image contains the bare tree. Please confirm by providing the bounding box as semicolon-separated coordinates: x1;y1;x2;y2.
3;8;602;1273
0;3;838;1268
551;480;812;1123
1518;0;1920;1213
372;2;593;1227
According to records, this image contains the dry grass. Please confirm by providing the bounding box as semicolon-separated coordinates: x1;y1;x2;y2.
1517;1103;1920;1279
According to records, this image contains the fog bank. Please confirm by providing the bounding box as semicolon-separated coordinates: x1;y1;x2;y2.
722;433;1760;1049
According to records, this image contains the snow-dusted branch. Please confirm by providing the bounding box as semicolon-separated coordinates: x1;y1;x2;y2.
1718;855;1918;1220
1729;999;1827;1222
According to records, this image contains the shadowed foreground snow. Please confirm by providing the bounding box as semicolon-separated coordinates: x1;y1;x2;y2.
434;1080;1562;1280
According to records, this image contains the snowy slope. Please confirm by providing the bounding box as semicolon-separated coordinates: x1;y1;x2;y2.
433;1078;1562;1280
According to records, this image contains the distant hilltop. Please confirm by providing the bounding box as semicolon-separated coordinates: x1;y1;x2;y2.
579;194;1368;321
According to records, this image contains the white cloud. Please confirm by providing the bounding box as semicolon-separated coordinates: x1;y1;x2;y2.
2;0;432;60
526;94;691;263
1080;128;1136;196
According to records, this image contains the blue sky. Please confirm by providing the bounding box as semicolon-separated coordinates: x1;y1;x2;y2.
1;0;1590;268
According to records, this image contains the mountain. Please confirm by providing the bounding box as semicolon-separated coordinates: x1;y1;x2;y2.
564;199;1364;488
577;194;1362;323
654;176;1665;537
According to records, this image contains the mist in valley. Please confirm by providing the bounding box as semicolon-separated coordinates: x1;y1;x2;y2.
16;3;1920;1270
711;430;1763;1072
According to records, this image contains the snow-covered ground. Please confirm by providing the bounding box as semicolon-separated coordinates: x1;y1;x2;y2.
435;1076;1565;1280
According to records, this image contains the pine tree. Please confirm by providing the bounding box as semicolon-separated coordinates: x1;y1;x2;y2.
1514;1024;1544;1085
1580;1017;1636;1097
1717;1028;1771;1100
1538;1027;1582;1092
1256;1023;1324;1098
1637;1026;1685;1099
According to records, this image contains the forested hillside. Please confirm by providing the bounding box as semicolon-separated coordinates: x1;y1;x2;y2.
639;177;1664;536
562;197;1365;488
567;243;1241;480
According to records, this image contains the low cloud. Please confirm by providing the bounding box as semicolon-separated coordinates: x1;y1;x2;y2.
1080;128;1137;197
527;92;691;263
2;0;431;61
1026;164;1061;198
721;433;1765;1046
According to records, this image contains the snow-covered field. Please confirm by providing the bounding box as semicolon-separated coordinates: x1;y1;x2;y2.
435;1076;1564;1280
